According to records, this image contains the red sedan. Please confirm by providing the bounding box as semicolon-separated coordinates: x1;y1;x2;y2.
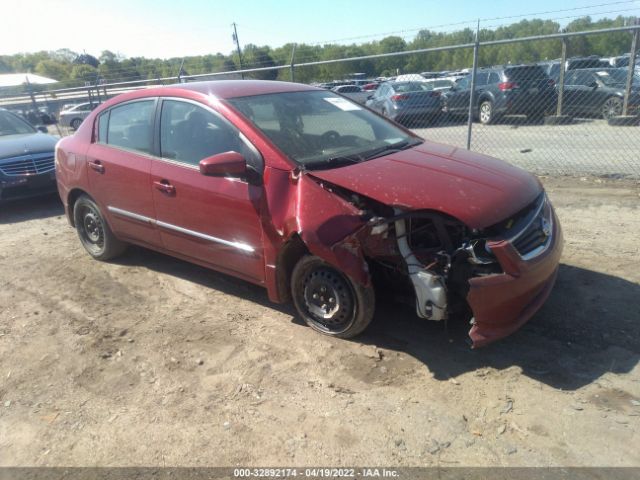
55;80;562;347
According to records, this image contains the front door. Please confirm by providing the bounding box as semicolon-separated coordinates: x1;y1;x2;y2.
86;99;160;247
151;99;265;283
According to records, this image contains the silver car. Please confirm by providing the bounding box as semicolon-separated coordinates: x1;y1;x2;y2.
365;81;443;125
331;85;370;104
58;102;101;130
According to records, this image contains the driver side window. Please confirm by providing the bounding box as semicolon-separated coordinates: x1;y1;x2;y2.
159;100;242;167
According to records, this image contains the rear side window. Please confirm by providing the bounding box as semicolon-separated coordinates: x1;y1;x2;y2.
475;72;489;86
106;100;154;154
504;66;548;82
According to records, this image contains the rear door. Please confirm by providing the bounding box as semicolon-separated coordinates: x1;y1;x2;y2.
150;98;265;283
563;71;600;116
86;99;160;247
445;76;472;115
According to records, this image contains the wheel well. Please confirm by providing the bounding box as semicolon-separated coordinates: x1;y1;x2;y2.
275;234;309;303
478;96;493;107
67;188;90;227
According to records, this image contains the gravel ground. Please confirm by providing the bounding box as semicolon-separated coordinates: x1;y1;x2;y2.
415;117;640;179
0;175;639;467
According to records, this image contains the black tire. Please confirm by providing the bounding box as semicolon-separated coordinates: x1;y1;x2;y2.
291;256;375;339
478;100;495;125
70;118;82;130
601;97;623;120
73;195;126;261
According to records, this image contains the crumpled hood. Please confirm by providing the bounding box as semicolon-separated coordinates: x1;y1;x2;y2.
309;140;542;229
0;133;58;161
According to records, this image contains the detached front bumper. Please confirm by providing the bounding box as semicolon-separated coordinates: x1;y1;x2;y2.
467;204;563;348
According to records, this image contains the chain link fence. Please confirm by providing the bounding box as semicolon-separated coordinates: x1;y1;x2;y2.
1;25;639;178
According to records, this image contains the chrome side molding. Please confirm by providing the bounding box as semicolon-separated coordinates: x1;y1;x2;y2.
107;205;254;253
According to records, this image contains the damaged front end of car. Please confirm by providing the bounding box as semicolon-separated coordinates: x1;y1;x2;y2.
307;176;562;347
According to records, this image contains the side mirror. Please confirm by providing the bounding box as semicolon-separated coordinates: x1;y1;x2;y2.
589;81;598;89
367;94;373;100
199;151;247;177
37;126;48;133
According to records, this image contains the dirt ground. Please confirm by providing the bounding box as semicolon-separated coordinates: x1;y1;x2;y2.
0;175;639;467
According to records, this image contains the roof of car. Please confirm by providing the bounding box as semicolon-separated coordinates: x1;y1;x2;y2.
164;80;317;99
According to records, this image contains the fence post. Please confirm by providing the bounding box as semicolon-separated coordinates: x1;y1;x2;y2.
466;20;480;150
556;38;567;116
622;25;638;116
290;43;297;82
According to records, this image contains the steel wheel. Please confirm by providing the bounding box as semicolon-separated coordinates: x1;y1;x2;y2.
73;195;127;261
291;256;375;338
479;101;494;124
301;267;355;333
602;97;623;120
77;204;105;255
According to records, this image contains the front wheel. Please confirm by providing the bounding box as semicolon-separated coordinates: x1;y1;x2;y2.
291;256;375;338
70;118;82;130
74;195;127;261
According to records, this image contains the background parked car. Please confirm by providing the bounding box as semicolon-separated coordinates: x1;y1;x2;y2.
422;77;460;92
561;68;640;119
330;84;370;104
362;82;380;91
538;56;611;82
0;108;58;202
365;80;443;125
441;65;557;124
58;102;102;130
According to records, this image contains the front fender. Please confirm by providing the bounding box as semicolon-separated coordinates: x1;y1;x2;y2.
261;167;371;303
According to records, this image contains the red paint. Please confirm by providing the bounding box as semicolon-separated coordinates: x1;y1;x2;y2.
199;151;247;176
467;208;564;347
56;80;562;347
311;140;542;229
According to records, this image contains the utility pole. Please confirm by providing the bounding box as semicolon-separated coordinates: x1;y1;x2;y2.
232;22;245;79
466;19;480;150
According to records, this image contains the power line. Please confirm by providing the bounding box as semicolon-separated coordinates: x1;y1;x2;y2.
306;0;640;45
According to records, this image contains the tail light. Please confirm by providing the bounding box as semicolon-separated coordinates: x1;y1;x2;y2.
547;79;556;87
498;82;519;91
430;91;441;97
391;94;409;101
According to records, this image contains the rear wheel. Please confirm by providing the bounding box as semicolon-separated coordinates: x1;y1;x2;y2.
479;100;495;125
70;118;82;130
602;97;623;120
291;256;375;338
73;195;126;261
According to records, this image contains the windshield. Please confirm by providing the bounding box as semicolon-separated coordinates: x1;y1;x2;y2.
595;69;640;86
0;110;36;136
227;90;420;170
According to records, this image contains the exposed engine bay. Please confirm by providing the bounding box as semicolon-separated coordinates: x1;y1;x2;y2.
312;177;546;327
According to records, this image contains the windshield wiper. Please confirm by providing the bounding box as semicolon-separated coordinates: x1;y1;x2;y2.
304;153;364;170
363;139;422;160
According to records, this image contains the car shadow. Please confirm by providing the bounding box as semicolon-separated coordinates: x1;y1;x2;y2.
0;193;64;224
111;249;639;392
113;246;296;315
354;263;640;391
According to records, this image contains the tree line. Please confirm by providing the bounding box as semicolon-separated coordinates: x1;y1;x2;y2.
0;15;637;93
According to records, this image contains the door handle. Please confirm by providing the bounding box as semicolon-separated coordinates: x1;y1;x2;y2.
154;180;176;195
88;160;105;173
